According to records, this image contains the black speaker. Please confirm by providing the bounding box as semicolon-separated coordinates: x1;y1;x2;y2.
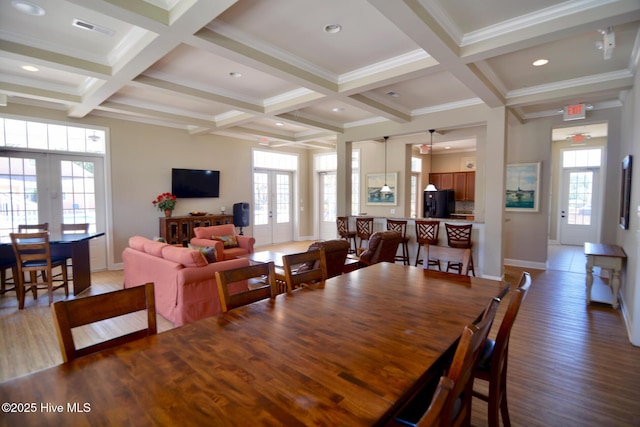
233;202;250;227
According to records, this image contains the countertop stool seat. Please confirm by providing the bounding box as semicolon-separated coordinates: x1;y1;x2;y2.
445;223;475;276
386;219;410;265
415;220;440;268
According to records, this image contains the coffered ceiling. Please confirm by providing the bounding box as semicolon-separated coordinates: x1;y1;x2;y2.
1;0;638;149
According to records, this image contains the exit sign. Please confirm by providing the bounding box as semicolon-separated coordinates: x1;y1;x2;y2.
564;103;586;121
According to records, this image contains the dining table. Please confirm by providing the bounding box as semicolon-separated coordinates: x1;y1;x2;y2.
0;232;105;296
0;262;506;426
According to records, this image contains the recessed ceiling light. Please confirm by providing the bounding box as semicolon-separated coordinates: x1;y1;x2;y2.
22;65;39;72
323;24;342;34
445;146;451;150
229;72;242;78
532;59;549;66
331;107;345;112
12;0;45;16
275;122;284;126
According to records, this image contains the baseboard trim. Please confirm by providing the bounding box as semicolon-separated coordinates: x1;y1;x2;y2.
504;258;547;270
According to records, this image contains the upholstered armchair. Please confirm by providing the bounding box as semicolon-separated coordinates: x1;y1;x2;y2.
305;239;350;278
191;224;255;261
358;231;402;267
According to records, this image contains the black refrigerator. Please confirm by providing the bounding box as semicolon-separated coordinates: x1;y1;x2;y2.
424;190;455;218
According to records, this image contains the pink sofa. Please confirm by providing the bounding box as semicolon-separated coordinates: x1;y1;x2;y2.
191;224;255;261
123;236;250;326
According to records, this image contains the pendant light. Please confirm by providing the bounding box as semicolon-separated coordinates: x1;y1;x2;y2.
425;129;438;192
380;136;391;193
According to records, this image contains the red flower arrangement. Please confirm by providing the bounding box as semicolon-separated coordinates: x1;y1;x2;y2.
152;192;177;211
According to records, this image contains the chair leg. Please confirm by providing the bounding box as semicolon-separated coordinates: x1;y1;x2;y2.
414;245;422;267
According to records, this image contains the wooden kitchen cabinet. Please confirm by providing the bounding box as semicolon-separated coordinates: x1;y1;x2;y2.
428;173;454;190
453;171;475;201
430;171;475;201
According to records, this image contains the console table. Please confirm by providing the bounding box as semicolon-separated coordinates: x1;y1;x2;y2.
159;214;233;244
584;242;626;309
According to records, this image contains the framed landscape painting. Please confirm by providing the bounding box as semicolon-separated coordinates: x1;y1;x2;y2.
506;162;540;212
366;173;397;205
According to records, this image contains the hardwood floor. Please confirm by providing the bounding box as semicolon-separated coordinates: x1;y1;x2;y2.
1;241;639;426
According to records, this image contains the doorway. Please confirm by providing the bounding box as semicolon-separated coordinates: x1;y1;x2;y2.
559;167;600;245
318;171;337;240
252;170;293;245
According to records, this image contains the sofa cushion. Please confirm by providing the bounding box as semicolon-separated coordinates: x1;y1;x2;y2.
144;239;169;257
129;236;148;252
188;244;217;263
161;245;208;267
211;234;239;248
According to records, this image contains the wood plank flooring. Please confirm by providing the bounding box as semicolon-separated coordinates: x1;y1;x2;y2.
1;241;639;426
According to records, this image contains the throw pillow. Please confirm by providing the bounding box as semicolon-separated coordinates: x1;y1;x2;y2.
211;234;238;248
188;244;217;263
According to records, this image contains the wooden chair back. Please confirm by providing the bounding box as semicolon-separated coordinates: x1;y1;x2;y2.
51;283;157;362
215;262;277;313
282;249;327;290
415;376;455;427
10;231;69;308
415;220;440;245
473;272;532;427
397;298;500;427
445;223;472;249
443;297;500;426
386;219;408;238
427;245;471;276
355;217;374;247
61;223;89;233
336;216;357;253
18;223;49;232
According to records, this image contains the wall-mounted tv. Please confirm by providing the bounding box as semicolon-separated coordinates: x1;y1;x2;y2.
171;168;220;198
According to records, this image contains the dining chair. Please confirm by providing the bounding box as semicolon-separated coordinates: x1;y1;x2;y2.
0;259;18;301
386;219;410;265
18;223;49;232
51;282;157;363
445;223;475;276
395;297;500;427
57;223;90;281
415;376;455;427
415;220;440;268
215;261;278;313
10;231;69;309
473;272;532;427
336;216;357;254
355;217;374;253
282;248;327;290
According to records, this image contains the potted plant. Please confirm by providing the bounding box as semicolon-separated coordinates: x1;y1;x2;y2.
153;192;177;217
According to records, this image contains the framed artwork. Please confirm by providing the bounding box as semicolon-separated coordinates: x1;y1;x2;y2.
366;173;397;205
461;157;476;171
506;162;540;212
619;155;632;230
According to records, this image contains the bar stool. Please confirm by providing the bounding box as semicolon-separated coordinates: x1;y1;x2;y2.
336;216;357;254
355;217;374;254
386;219;410;265
445;223;475;276
415;220;440;268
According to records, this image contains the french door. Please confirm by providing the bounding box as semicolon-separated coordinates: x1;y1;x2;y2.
560;168;600;245
319;171;337;240
253;170;293;245
0;151;107;269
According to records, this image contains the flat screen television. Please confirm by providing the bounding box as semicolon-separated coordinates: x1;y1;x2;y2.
171;168;220;198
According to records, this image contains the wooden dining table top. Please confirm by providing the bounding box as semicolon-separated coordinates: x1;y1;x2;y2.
0;263;506;427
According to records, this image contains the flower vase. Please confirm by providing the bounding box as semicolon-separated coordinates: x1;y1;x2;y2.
164;209;173;218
